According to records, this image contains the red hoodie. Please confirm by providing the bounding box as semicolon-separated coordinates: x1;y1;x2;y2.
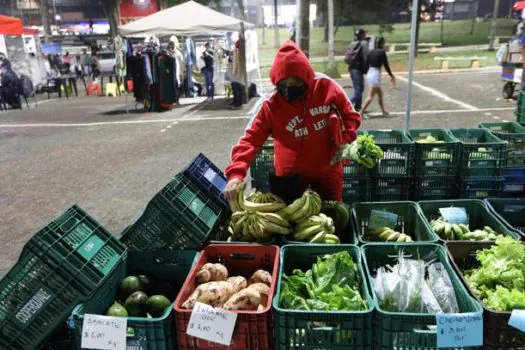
225;41;361;182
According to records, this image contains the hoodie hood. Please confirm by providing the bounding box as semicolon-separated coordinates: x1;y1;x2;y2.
269;41;314;91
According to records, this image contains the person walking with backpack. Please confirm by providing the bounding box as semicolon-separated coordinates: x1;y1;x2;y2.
345;29;369;112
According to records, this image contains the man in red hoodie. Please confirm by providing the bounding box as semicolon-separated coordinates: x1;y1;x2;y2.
224;41;361;202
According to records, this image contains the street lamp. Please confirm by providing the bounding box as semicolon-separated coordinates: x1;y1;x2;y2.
55;14;61;21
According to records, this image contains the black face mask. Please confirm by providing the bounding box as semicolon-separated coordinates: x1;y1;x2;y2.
277;85;306;101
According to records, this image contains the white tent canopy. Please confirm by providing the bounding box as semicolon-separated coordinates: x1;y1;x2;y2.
119;0;254;37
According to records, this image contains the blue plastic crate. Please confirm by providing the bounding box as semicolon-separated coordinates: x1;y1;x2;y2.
183;153;228;207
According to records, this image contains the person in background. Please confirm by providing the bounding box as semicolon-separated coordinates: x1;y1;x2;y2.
62;51;72;73
201;42;215;101
80;48;91;77
90;39;99;56
360;36;395;118
346;28;369;112
0;65;20;109
228;40;245;110
224;41;361;203
91;55;101;80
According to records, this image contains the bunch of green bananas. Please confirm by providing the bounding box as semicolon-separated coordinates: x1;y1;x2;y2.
369;227;413;242
230;184;286;213
228;211;291;242
430;218;469;240
292;214;339;243
246;191;285;205
463;226;502;241
277;189;322;224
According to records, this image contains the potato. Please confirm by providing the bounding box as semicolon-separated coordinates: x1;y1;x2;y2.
246;282;270;307
222;288;261;311
182;281;234;309
227;276;248;293
195;263;229;284
257;304;265;312
248;270;272;287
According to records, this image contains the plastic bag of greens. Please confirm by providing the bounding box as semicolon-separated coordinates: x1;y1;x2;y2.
427;262;459;313
421;280;443;314
397;257;425;312
374;266;401;311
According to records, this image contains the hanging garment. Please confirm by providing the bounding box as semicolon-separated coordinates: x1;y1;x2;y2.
127;56;147;101
158;55;176;104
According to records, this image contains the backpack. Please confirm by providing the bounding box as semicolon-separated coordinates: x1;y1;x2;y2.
344;42;363;67
18;74;35;97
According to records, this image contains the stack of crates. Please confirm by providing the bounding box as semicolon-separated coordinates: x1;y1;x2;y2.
517;90;525;127
479;122;525;198
182;153;228;208
367;129;415;202
250;140;274;192
450;128;507;199
342;131;372;203
408;128;460;200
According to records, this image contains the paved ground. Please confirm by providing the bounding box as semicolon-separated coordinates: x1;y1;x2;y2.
0;67;517;274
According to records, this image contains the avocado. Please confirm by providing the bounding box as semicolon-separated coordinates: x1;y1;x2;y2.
119;276;143;301
136;275;154;296
147;295;172;318
106;302;128;317
124;291;149;317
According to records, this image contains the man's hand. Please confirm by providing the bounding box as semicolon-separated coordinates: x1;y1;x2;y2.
224;178;243;201
390;76;396;88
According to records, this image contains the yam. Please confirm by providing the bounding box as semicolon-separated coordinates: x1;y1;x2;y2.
248;269;272;287
222;289;261;311
227;276;248;293
246;282;270;307
182;281;234;309
195;263;228;284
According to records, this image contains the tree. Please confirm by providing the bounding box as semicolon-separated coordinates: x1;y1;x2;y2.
100;0;122;37
35;0;52;42
297;0;310;57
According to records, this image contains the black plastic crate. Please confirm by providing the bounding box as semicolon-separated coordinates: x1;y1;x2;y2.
408;128;460;177
250;141;274;189
364;129;415;177
342;176;372;203
372;176;412;202
182;153;228;207
120;173;227;251
413;176;458;201
459;177;504;199
450;128;508;178
479;122;525;168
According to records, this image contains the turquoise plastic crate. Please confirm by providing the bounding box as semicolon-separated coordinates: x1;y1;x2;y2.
250;141;274;191
361;243;483;350
484;198;525;238
408;128;460;177
0;206;127;349
450;128;507;178
479;121;525;167
72;250;197;350
273;244;374;349
351;201;439;244
120;173;227;251
418;199;521;241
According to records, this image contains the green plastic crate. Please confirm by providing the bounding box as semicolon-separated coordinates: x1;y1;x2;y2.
361;243;483;350
450;128;508;178
484;198;525;238
273;244;374;349
364;129;415;177
371;176;412;202
414;176;458;201
418;199;520;241
120;173;227;251
351;201;439;244
445;241;525;349
72;250;198;350
408;128;460;177
342;176;372;203
0;206;127;349
479;121;525;167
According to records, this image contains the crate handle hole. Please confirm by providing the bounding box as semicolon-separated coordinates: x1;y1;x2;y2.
413;326;437;334
307;321;339;331
154;257;184;265
229;253;256;261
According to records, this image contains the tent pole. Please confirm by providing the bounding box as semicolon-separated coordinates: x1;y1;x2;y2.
405;0;419;130
240;22;249;102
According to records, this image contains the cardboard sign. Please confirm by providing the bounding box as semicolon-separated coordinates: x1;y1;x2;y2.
436;312;483;348
439;207;468;225
186;302;237;346
369;209;398;230
81;314;127;350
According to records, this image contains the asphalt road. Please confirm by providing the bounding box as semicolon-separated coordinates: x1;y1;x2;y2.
0;68;517;275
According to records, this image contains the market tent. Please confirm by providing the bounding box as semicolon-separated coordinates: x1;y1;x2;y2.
0;15;23;35
119;0;254;36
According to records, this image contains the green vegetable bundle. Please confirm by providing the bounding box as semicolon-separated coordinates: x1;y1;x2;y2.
336;134;384;169
464;237;525;312
280;251;368;311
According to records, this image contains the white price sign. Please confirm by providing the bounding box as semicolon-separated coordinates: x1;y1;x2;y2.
369;210;398;230
439;207;467;225
186;302;237;346
81;314;127;350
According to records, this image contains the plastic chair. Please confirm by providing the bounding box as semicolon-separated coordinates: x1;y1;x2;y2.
119;83;126;94
87;82;101;96
105;82;118;97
